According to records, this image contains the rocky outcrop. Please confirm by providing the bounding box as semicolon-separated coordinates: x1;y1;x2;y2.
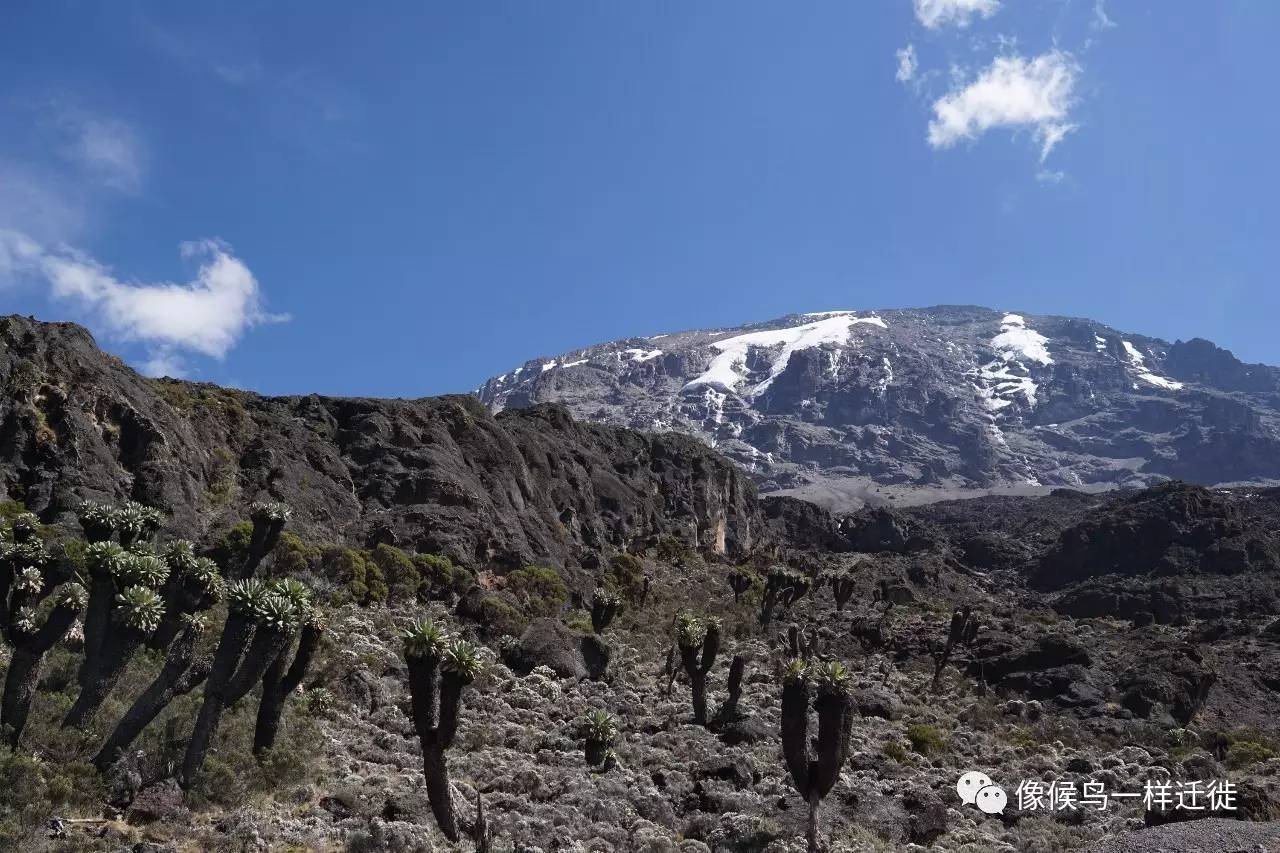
0;315;763;571
1030;482;1280;589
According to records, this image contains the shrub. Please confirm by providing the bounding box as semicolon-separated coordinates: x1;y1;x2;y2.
906;723;949;756
1226;740;1278;770
321;547;386;606
474;595;527;637
370;544;422;601
211;521;254;569
273;532;319;576
414;553;472;599
608;554;647;604
505;566;567;617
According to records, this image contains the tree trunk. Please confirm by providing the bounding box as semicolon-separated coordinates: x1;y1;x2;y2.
1;646;42;747
689;671;707;724
94;628;208;771
423;744;459;841
65;628;144;728
253;623;320;756
252;651;288;757
179;613;253;789
807;792;821;853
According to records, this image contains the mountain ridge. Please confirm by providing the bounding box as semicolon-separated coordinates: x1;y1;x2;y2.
476;305;1280;506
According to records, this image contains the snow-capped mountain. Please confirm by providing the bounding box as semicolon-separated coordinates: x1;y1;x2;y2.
476;306;1280;505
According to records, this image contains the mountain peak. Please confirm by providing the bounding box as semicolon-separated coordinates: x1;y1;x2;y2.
477;306;1280;507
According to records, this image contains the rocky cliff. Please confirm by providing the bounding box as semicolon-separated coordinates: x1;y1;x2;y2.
0;315;761;570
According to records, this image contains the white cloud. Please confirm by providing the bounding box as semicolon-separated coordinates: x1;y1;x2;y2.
0;231;286;365
927;50;1080;161
895;45;919;83
59;113;146;193
914;0;1000;30
139;349;189;378
1092;0;1117;30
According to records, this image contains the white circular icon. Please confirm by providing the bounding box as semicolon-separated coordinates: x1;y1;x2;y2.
975;783;1008;815
956;770;994;805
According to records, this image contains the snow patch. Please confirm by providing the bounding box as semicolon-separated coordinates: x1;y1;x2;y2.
1094;334;1108;352
562;358;588;368
1122;341;1184;390
624;348;663;362
875;357;893;395
993;314;1053;366
540;361;557;372
683;313;886;396
974;313;1053;411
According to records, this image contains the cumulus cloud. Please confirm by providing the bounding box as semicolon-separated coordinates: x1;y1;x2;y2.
58;112;146;193
927;50;1080;161
914;0;1000;30
896;45;919;83
0;231;286;369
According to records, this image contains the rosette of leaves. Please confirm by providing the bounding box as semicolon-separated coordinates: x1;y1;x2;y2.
77;501;118;543
255;593;300;633
590;587;622;633
84;541;126;574
9;512;40;544
117;553;170;590
582;709;617;767
114;502;164;547
13;566;43;595
403;618;449;660
227;578;268;615
114;586;165;633
10;606;38;636
442;639;484;682
189;558;225;600
164;540;199;573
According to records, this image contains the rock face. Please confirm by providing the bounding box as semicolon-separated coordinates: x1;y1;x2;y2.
0;315;761;570
475;306;1280;503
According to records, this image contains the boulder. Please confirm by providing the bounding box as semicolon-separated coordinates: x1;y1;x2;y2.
502;618;610;680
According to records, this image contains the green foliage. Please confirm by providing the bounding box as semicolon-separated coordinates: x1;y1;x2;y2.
442;639;485;681
0;501;27;526
212;521;254;569
273;531;319;576
906;723;949;756
402;619;449;660
321;546;386;606
505;566;568;618
114;585;166;632
471;594;527;638
581;710;618;745
607;553;647;604
1226;740;1276;769
370;544;422;601
414;552;473;599
0;746;102;848
883;740;909;763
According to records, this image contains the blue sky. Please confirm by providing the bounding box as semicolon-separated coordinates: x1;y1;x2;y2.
1;1;1277;397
